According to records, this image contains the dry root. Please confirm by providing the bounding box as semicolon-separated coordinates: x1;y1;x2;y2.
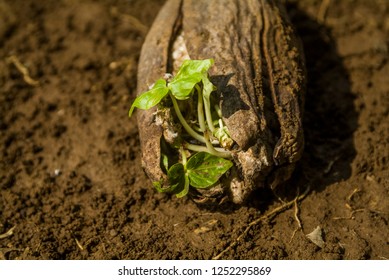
212;185;310;260
6;55;39;86
0;226;15;239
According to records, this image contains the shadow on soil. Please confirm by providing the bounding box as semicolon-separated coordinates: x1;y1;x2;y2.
288;4;358;194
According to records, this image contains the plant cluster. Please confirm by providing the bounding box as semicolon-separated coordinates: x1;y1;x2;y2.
129;59;234;197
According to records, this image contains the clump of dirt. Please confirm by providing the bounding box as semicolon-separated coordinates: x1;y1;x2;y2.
1;0;388;259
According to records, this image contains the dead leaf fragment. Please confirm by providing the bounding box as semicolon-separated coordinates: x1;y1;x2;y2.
306;226;325;248
194;219;218;235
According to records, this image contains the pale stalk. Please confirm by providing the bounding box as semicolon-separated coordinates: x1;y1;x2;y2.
180;146;187;166
184;142;230;154
203;95;215;133
196;84;206;132
170;93;205;143
214;104;222;118
203;131;232;158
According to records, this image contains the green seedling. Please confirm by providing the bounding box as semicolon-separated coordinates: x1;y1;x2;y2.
129;59;234;197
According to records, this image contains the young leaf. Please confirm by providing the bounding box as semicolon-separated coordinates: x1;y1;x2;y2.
168;59;214;100
167;162;186;192
186;152;233;188
153;162;185;194
167;163;190;198
176;59;214;78
161;153;169;173
129;79;169;117
168;73;202;100
175;174;190;198
153;180;167;192
201;73;216;100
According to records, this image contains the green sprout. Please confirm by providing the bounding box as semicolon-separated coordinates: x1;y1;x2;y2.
129;59;234;197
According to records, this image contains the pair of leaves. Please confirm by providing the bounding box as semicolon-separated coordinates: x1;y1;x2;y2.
155;152;233;198
129;59;214;117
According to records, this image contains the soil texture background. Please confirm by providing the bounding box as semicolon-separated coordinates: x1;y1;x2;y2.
1;0;388;259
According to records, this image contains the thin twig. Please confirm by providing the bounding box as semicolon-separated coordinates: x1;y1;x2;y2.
332;187;365;220
347;187;361;202
333;209;365;220
74;238;84;251
294;201;302;229
289;190;303;243
212;185;311;260
6;55;39;86
0;226;16;239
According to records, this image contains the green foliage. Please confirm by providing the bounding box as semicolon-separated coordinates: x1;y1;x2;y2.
155;152;232;197
128;79;169;117
168;59;213;99
129;59;234;198
186;152;233;188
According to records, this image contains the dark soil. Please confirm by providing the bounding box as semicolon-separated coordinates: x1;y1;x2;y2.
1;0;388;260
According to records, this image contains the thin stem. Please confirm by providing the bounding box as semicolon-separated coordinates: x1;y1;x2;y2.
219;118;224;129
204;131;232;159
184;143;208;153
203;94;215;133
196;84;206;132
214;104;222;118
184;142;230;154
170;93;205;143
180;146;187;166
192;124;202;133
